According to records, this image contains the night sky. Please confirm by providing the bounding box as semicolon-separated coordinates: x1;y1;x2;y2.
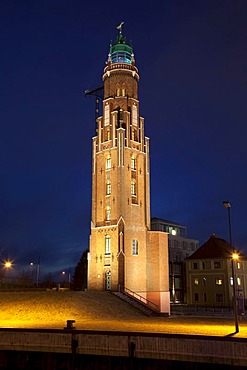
1;1;247;278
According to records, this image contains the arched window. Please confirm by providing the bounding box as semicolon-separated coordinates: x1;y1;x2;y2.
105;235;111;254
106;155;111;170
131;156;136;170
132;239;138;255
122;88;126;96
131;180;136;196
106;181;111;195
117;88;120;96
106;206;111;221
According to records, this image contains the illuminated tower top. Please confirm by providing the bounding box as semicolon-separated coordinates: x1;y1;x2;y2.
108;22;134;64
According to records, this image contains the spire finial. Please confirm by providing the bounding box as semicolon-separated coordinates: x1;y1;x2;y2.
116;22;124;34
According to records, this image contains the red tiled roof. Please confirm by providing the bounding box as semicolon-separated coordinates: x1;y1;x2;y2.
186;234;246;260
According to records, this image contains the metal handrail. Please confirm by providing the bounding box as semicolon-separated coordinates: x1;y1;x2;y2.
119;286;159;311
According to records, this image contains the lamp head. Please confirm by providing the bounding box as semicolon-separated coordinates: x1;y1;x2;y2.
223;201;231;208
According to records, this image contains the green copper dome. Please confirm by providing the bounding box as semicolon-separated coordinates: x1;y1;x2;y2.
109;22;133;64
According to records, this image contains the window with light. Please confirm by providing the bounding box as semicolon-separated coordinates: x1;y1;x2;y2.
194;278;199;285
131;156;136;170
106;181;111;195
132;239;138;255
215;278;223;285
106;155;111;170
106;206;111;221
105;235;111;254
131;180;136;196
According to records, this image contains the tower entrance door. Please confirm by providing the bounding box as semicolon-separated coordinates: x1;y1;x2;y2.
105;271;111;291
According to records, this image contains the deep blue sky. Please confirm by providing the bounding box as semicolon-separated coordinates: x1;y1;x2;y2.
1;1;247;277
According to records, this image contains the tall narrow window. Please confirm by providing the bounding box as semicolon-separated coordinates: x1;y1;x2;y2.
106;206;111;221
132;239;138;255
132;104;137;125
131;156;136;170
131;180;136;196
106;181;111;195
106;155;111;170
131;129;137;141
104;104;110;126
105;235;110;254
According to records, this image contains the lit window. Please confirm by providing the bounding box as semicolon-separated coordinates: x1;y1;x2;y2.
216;278;223;285
194;278;199;286
117;88;120;96
131;180;136;196
132;105;137;125
106;155;111;170
106;181;111;195
230;277;233;285
237;262;241;270
131;156;136;170
107;130;111;140
122;88;126;96
132;239;138;255
104;104;109;126
106;206;111;221
237;277;241;286
105;235;111;254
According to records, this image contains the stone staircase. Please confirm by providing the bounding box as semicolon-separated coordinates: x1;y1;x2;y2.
112;291;158;316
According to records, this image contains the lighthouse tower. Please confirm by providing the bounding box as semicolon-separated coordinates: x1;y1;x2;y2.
87;24;170;314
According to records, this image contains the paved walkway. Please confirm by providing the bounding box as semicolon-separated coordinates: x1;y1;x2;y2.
0;290;246;338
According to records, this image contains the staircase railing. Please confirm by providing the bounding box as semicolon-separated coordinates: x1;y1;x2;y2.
119;285;159;312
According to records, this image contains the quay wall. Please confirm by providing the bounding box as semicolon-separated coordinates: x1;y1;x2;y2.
0;329;246;367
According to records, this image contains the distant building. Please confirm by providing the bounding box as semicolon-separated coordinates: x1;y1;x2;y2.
186;234;247;309
151;217;199;303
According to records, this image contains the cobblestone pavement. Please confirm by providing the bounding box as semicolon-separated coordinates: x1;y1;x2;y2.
0;290;246;338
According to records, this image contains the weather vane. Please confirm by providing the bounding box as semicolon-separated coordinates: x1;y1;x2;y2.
116;22;124;33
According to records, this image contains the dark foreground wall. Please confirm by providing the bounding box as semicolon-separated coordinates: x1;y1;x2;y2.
0;329;246;369
0;351;246;370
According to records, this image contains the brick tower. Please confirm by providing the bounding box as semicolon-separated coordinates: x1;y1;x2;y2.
87;24;170;314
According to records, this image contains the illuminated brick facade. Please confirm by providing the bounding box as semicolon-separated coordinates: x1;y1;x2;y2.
87;25;170;313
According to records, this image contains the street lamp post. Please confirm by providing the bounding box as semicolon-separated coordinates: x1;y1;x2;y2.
61;269;71;288
223;201;239;333
30;257;40;287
